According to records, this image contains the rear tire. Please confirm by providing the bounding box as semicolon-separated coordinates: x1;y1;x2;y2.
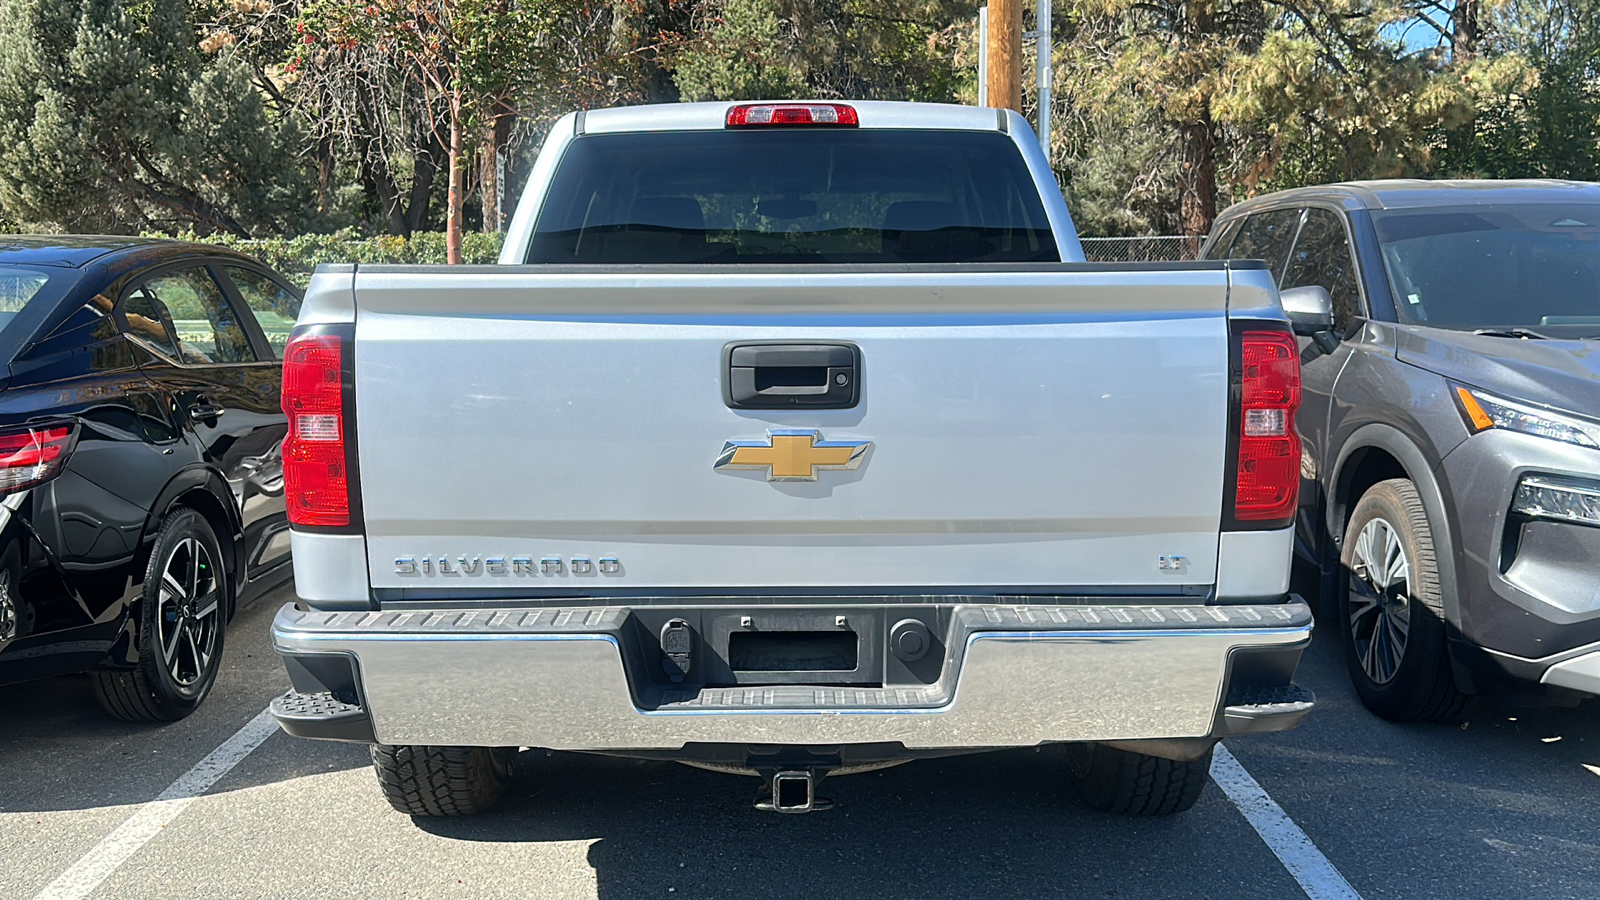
1339;479;1467;723
371;744;517;816
0;542;25;644
1066;743;1211;815
91;508;228;722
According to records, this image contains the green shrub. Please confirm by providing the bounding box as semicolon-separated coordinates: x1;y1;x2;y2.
157;231;507;288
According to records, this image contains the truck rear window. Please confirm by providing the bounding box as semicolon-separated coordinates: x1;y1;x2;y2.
526;129;1058;264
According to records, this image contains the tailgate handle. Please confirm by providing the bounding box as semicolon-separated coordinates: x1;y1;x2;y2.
724;342;860;409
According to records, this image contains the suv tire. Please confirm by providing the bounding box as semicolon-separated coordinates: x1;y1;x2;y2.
91;508;228;722
371;744;517;816
1339;478;1467;722
1067;743;1210;815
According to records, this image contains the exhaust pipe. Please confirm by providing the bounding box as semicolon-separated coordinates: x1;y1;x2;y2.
755;769;833;813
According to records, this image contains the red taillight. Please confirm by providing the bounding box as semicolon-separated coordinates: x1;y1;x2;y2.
1232;327;1301;524
725;104;859;128
0;423;76;492
282;333;349;527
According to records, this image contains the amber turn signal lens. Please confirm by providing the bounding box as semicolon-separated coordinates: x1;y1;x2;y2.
1455;386;1495;432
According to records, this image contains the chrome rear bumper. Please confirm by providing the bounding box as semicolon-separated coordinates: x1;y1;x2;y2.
271;600;1313;750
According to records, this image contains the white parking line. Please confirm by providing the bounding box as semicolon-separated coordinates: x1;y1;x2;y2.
1212;744;1364;900
32;707;279;900
29;709;1354;899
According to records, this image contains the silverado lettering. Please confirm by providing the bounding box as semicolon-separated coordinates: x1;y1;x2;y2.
394;556;623;576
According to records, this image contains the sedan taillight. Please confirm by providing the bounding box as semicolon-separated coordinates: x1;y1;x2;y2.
0;423;77;493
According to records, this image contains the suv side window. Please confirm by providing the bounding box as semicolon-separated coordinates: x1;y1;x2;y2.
1281;208;1363;333
1227;208;1303;280
136;267;257;365
1203;217;1244;259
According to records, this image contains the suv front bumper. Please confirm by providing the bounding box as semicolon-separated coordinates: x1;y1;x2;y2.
1438;429;1600;700
270;599;1313;751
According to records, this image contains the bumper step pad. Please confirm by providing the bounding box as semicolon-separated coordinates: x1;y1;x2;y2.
270;690;376;743
1220;682;1316;735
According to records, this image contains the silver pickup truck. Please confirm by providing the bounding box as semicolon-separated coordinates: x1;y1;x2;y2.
269;100;1315;817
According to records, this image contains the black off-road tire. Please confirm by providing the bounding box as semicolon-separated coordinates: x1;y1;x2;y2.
1339;479;1468;723
91;508;229;722
371;744;517;816
1067;743;1211;816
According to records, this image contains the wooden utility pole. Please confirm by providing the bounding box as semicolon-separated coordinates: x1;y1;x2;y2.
985;0;1022;112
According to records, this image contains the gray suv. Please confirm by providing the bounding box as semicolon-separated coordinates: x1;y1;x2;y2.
1202;180;1600;721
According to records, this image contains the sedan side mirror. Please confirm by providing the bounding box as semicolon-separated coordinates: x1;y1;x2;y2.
1280;285;1335;337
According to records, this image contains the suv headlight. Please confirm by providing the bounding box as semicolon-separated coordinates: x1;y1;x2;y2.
1453;385;1600;450
1511;474;1600;527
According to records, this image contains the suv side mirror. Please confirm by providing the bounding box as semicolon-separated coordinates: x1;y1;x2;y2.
1280;285;1335;337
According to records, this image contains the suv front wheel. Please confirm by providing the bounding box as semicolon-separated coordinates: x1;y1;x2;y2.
1339;478;1467;723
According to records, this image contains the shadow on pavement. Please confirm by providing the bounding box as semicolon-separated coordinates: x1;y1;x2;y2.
0;584;317;814
409;746;1305;900
1234;574;1600;899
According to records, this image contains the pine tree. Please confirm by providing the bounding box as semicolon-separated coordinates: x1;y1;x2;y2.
1053;0;1508;235
0;0;307;234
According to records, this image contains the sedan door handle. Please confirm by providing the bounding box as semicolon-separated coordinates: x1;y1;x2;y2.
188;402;226;422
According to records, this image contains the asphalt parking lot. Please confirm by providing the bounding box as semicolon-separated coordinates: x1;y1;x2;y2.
3;580;1598;900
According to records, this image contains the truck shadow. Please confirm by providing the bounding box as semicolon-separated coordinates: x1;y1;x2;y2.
413;746;1287;900
405;613;1600;900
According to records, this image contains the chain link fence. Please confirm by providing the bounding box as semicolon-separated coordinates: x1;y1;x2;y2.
1079;235;1202;263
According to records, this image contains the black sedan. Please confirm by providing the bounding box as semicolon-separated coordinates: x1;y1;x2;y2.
0;236;299;720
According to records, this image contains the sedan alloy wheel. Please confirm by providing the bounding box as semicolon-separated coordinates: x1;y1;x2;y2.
155;537;221;687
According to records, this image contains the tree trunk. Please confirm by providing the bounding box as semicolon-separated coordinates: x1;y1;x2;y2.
1452;0;1480;60
361;148;411;237
351;76;413;237
446;86;464;265
478;125;497;235
1441;0;1482;174
1179;111;1218;238
128;149;252;238
1178;0;1218;238
315;135;336;214
479;98;513;233
404;141;439;237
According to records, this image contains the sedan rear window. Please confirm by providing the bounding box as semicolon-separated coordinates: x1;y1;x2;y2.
527;129;1058;264
0;267;52;332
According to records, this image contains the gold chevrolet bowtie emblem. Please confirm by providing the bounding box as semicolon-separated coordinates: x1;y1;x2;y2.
714;429;871;482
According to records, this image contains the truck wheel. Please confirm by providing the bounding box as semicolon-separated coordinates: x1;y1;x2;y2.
370;744;517;816
1066;743;1211;815
1339;479;1467;723
91;508;228;722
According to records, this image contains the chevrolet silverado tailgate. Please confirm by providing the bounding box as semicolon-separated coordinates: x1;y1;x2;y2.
350;265;1231;595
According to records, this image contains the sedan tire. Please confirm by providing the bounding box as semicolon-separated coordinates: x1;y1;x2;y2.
91;507;229;722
